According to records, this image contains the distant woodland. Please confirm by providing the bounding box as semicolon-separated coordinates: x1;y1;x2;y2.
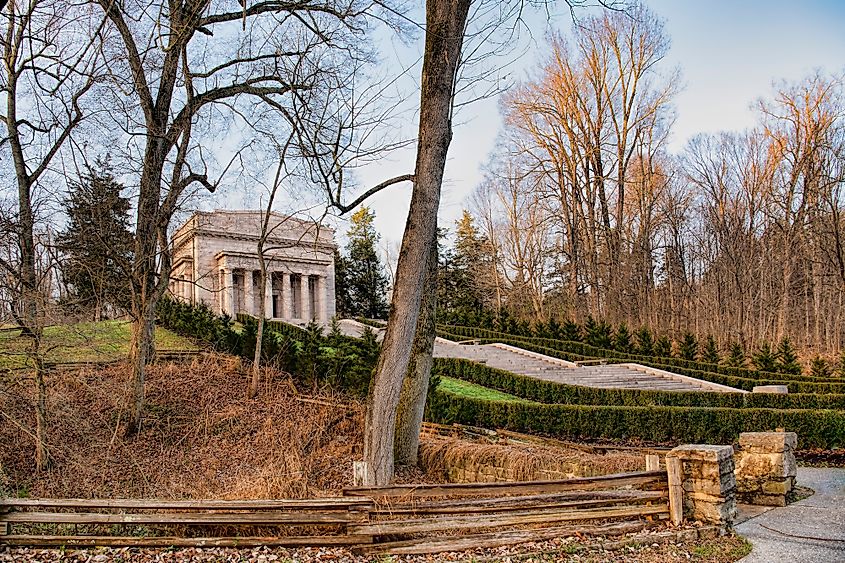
435;9;845;356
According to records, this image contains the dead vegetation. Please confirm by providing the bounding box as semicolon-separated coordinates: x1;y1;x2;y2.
1;354;363;499
1;354;649;502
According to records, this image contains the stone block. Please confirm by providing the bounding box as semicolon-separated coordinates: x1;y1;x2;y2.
752;385;789;394
682;475;736;497
669;444;734;463
686;498;737;524
762;478;792;495
739;431;798;453
735;451;796;479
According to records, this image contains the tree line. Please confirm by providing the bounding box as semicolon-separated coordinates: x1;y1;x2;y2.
435;6;845;361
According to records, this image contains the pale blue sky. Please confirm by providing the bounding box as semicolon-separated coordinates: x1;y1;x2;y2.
223;1;845;250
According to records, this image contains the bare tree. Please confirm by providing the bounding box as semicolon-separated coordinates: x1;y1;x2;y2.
1;0;101;469
93;0;389;436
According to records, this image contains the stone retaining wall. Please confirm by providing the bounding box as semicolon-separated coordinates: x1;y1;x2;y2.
666;445;737;526
735;431;797;506
418;438;642;483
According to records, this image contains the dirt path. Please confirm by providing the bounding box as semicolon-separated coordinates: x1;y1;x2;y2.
736;467;845;562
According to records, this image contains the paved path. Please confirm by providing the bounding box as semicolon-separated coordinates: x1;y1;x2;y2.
737;467;845;562
336;319;741;393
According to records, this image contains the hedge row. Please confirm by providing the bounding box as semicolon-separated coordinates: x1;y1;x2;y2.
425;389;845;450
439;325;842;384
438;331;845;394
433;358;845;410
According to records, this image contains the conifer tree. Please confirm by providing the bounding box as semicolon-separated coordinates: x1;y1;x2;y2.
344;207;389;319
809;356;831;378
701;335;720;364
562;319;582;342
678;332;698;361
752;342;777;372
655;335;672;357
725;342;746;368
838;350;845;378
333;249;352;318
613;323;633;353
775;338;802;375
57;157;133;320
547;318;562;340
635;327;654;356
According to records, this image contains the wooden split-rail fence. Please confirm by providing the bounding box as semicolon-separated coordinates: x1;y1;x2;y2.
0;469;682;555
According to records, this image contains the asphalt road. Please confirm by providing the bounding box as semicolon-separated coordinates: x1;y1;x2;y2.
737;467;845;562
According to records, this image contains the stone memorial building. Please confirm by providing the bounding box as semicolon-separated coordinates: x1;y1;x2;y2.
169;210;336;324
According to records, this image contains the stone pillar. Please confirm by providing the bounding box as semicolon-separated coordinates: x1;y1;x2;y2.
303;275;313;322
314;276;325;323
666;445;737;527
264;270;273;319
244;270;255;317
324;265;336;321
282;272;293;320
735;431;797;506
223;268;235;317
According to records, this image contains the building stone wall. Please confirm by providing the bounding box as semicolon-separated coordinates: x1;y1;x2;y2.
170;211;336;324
666;444;737;526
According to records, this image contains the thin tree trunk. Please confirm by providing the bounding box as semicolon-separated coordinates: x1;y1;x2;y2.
250;254;267;398
394;239;438;466
362;0;470;486
33;337;49;471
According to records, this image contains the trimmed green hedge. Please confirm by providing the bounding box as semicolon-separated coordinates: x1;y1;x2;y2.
434;358;845;410
437;331;845;394
425;389;845;449
439;325;843;384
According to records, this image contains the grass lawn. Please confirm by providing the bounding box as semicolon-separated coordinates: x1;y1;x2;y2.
438;375;533;403
0;320;198;370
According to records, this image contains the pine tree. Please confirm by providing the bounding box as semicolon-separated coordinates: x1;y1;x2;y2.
809;356;831;378
333;249;352;318
775;338;802;375
655;335;672;357
344;207;389;319
752;342;777;372
547;318;562;340
585;316;611;348
678;332;698;361
613;323;633;353
701;335;720;364
57;157;133;319
635;327;654;356
838;350;845;378
562;319;582;342
725;342;746;368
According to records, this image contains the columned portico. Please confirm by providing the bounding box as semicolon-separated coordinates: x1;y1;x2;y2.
170;210;337;325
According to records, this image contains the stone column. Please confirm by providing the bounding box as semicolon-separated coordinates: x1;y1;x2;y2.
264;270;273;319
244;270;255;316
324;265;336;320
282;272;293;320
666;445;737;527
223;268;235;317
315;276;327;323
735;431;797;506
218;270;225;314
302;275;313;322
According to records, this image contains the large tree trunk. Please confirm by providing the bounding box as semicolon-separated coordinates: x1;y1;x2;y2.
394;239;438;466
361;0;470;486
127;300;156;436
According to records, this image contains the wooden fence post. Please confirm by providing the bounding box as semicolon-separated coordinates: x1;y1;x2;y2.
645;454;660;471
666;456;683;526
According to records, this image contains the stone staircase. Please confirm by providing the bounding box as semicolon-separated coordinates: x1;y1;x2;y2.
336;319;743;393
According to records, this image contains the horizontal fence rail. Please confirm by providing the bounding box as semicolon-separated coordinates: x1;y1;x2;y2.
1;468;674;554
